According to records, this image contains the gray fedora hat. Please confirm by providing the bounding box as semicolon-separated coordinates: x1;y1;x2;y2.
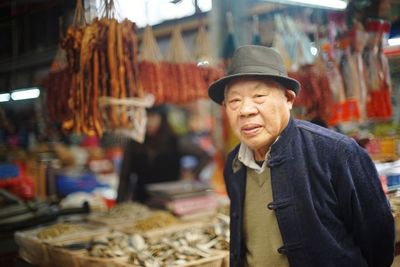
208;45;301;104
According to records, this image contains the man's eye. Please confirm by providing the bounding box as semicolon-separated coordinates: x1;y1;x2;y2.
253;95;267;104
227;98;241;109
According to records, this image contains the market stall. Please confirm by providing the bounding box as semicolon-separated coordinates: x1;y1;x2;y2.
0;0;400;266
14;201;229;267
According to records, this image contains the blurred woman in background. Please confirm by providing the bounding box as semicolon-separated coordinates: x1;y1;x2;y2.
117;106;181;203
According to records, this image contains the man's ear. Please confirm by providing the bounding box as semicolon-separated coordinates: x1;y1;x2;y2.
285;89;296;106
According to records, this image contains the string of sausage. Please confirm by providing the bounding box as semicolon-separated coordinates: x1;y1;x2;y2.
46;17;224;137
107;19;120;129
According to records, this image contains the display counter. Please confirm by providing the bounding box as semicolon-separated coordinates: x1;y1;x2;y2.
12;201;229;267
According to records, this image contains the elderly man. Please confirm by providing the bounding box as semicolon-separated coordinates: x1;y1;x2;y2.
208;45;394;267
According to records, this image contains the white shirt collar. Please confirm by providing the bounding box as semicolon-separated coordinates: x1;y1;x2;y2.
237;143;268;174
237;137;279;174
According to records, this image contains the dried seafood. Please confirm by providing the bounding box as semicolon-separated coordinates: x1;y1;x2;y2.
88;232;133;258
99;202;150;220
37;223;86;240
132;211;178;231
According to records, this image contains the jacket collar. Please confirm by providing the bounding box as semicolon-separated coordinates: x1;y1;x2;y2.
267;117;295;167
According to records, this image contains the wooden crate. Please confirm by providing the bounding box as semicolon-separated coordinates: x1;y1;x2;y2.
46;245;85;267
15;224;108;266
76;254;129;267
14;229;49;266
45;230;109;267
116;250;228;267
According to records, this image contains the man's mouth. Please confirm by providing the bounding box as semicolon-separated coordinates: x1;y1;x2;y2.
241;124;262;135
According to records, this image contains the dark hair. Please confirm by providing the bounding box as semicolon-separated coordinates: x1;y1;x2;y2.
146;105;175;144
147;105;167;116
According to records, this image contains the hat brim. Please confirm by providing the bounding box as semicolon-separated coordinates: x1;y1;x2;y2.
208;73;301;105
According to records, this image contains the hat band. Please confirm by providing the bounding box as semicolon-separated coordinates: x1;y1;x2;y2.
228;65;287;76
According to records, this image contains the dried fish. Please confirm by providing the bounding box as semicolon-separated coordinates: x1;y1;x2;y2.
37;223;86;240
132;211;178;231
99;202;150;220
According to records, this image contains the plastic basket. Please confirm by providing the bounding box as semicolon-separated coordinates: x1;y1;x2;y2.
55;171;98;197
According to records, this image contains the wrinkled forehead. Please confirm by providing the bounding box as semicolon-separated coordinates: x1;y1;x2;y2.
224;76;285;95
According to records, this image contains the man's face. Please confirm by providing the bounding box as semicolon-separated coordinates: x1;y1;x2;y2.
224;77;296;160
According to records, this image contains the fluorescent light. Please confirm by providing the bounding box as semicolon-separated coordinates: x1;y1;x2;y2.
11;88;40;101
0;93;10;102
388;37;400;47
310;46;318;56
197;60;210;67
267;0;347;10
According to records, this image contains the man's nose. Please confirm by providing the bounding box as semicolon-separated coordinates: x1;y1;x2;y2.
239;98;257;116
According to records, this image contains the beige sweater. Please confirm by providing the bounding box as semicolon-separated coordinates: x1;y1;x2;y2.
243;167;289;267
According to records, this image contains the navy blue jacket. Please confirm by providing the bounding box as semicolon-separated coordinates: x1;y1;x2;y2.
224;119;395;267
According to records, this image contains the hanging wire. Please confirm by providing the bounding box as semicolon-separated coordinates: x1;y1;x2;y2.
98;0;120;19
73;0;87;27
194;19;211;64
222;11;236;61
84;0;99;22
252;15;261;45
167;26;191;63
140;25;163;62
145;0;150;25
